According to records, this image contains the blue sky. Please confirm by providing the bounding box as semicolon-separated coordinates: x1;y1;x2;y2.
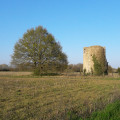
0;0;120;68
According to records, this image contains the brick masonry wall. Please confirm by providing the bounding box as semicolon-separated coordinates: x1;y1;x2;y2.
83;46;107;73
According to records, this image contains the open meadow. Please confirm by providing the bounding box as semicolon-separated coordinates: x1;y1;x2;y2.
0;72;120;119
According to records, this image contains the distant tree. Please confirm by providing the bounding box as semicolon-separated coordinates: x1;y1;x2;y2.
117;67;120;75
72;63;83;72
11;26;68;75
108;65;113;73
68;64;74;71
68;63;83;72
0;64;9;71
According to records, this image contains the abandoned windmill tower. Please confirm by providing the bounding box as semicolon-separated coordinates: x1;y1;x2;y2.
83;46;108;74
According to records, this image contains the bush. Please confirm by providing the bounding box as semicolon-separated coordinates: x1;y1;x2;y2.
33;68;60;76
33;68;40;76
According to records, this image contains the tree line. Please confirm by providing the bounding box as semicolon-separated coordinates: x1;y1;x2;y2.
2;25;118;76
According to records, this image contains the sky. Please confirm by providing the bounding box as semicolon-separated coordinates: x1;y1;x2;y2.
0;0;120;68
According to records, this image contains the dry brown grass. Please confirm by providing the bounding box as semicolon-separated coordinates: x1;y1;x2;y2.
0;71;32;76
0;72;120;119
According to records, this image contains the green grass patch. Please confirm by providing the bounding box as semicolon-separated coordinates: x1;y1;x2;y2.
68;100;120;120
86;100;120;120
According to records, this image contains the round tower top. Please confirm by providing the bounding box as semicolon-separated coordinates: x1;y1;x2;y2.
84;45;104;48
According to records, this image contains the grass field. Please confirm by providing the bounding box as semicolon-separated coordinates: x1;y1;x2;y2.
0;72;120;120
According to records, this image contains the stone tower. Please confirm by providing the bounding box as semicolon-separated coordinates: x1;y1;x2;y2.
83;45;108;74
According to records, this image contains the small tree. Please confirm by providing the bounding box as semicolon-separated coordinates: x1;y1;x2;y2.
108;65;113;73
117;67;120;75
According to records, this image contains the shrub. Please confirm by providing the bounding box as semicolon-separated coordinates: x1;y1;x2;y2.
33;68;40;76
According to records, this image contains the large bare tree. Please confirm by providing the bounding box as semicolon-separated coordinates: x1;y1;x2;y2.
11;26;68;74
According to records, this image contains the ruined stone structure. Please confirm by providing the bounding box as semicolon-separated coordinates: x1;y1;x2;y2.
83;45;108;74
